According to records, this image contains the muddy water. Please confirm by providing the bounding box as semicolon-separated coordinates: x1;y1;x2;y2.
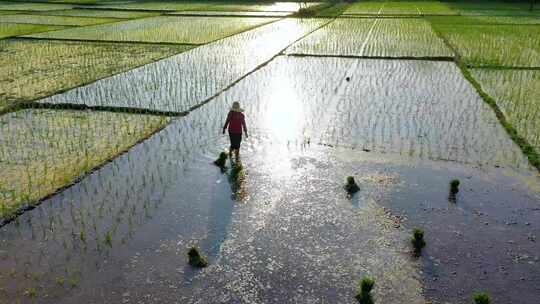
38;18;330;113
1;55;539;304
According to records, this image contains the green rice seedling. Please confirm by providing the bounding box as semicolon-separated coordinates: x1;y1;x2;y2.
104;230;113;247
230;162;244;185
473;292;491;304
411;228;426;256
79;229;86;243
68;275;79;288
355;276;375;304
214;152;228;169
187;246;208;268
450;179;460;194
345;176;360;195
23;288;36;298
56;276;65;286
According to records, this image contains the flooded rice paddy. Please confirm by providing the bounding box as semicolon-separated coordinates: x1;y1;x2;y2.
0;38;193;110
38;18;330;113
286;18;452;57
1;1;540;304
25;16;279;44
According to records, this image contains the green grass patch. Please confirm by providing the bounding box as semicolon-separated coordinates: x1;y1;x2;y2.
470;68;540;155
0;14;121;26
433;24;540;67
0;22;66;39
37;9;161;19
0;39;193;111
0;109;170;219
25;15;277;44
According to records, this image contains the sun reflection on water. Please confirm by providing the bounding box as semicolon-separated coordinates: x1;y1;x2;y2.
262;74;306;143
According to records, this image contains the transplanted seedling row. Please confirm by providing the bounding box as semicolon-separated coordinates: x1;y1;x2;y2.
0;2;73;11
286;18;452;58
25;15;278;44
0;38;194;112
38;18;330;113
0;22;67;39
36;8;162;19
471;68;540;153
431;22;540;67
344;0;538;16
0;13;122;26
92;1;318;12
0;109;170;219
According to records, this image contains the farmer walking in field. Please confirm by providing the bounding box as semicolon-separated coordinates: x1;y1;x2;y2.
222;101;248;159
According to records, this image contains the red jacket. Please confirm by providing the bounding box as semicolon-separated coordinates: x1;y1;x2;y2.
223;111;247;134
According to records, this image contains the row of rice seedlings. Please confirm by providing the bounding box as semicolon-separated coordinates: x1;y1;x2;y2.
287;18;451;58
470;68;540;152
415;1;458;15
362;18;452;57
379;1;420;15
26;15;278;44
427;15;540;25
285;18;375;56
0;22;66;39
0;108;170;219
0;116;204;300
447;0;537;11
93;1;316;12
38;18;330;113
459;9;540;16
167;10;291;17
0;2;73;11
92;1;220;12
0;13;122;26
343;1;385;15
36;8;161;19
206;2;320;12
0;38;193;111
433;23;540;67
